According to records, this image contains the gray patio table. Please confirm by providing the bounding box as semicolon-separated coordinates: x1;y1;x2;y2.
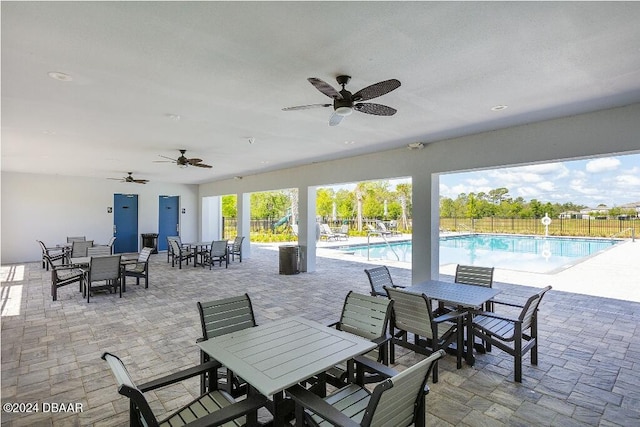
197;315;376;426
405;280;501;365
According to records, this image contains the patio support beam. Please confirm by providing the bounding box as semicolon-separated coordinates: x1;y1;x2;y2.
298;185;317;272
237;192;251;259
411;171;439;283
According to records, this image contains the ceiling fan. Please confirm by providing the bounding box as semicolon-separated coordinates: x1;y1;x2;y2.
108;172;149;184
282;75;401;126
155;149;212;168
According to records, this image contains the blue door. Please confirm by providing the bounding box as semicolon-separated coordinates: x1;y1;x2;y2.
113;194;138;253
158;196;179;251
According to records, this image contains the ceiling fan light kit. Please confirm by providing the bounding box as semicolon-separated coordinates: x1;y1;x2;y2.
283;75;400;126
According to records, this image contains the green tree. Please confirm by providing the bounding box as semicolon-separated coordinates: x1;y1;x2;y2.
316;188;335;219
251;191;290;219
221;194;237;217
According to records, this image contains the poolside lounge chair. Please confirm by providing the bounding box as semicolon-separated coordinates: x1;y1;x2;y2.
319;224;338;241
333;224;349;240
376;220;399;236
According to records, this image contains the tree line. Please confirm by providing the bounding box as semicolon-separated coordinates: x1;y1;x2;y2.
221;183;636;224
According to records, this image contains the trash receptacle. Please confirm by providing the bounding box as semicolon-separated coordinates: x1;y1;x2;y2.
141;233;159;254
279;245;299;275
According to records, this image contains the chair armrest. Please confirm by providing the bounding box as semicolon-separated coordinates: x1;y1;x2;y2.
51;263;81;271
392;284;407;289
185;394;268;427
470;310;519;323
371;334;391;347
139;360;221;392
492;299;525;308
352;355;398;379
286;385;361;427
434;309;466;323
326;321;339;329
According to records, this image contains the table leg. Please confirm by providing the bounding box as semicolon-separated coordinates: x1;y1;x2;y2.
465;311;475;366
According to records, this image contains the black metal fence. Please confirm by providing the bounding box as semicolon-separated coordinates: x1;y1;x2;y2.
440;217;637;238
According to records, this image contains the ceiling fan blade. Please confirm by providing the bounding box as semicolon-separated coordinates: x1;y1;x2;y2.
132;179;148;184
352;79;401;102
354;103;397;116
187;158;203;164
329;112;344;127
154;155;178;163
282;103;332;111
308;78;343;99
192;162;212;168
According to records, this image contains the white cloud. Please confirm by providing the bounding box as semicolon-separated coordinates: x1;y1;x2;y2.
616;174;640;186
467;177;489;186
585;157;620;173
521;162;570;178
536;181;556;192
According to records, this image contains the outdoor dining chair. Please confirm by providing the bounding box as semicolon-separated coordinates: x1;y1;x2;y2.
83;254;122;302
229;236;245;262
364;265;404;297
44;254;84;301
66;236;86;243
169;239;194;269
197;294;257;396
286;349;445;427
203;240;229;269
70;240;94;258
37;240;66;270
87;246;111;257
102;352;267;427
385;286;464;383
123;247;153;288
325;291;393;388
471;285;552;382
454;264;495;350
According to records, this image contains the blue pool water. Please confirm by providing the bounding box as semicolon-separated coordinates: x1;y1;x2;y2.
337;234;620;273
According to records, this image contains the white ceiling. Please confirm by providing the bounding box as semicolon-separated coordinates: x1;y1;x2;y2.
2;2;640;185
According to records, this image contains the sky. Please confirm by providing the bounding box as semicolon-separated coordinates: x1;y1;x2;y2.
439;153;640;208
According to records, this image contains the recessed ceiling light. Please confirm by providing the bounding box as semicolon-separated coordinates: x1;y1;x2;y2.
491;105;508;111
260;160;270;164
47;71;73;82
248;137;256;145
166;114;181;121
344;140;355;145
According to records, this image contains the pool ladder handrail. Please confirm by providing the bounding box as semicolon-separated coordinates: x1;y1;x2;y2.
610;227;635;242
367;231;400;261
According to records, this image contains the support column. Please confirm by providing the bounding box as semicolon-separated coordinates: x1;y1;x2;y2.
411;172;439;283
201;196;221;242
298;186;317;272
237;192;251;258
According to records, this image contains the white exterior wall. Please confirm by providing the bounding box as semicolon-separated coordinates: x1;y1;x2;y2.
1;173;199;264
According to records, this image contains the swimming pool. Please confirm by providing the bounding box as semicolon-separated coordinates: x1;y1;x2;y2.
336;234;621;273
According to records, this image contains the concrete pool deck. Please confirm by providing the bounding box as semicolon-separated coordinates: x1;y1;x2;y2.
315;234;640;303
